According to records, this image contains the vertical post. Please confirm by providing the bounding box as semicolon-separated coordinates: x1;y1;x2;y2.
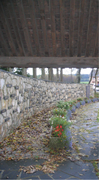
33;68;36;78
48;68;53;81
48;68;50;80
71;68;72;83
57;68;59;82
95;68;98;93
22;68;27;76
77;68;81;83
86;85;90;98
60;68;63;82
51;68;53;81
9;68;12;72
41;68;45;79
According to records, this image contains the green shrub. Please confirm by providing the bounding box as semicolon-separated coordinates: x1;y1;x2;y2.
50;116;70;128
52;108;66;117
77;98;83;101
56;101;70;110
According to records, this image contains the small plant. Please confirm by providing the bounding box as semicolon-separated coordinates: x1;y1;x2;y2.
34;155;39;159
71;100;77;105
52;108;66;117
89;96;93;99
56;101;70;110
94;92;99;98
52;124;64;137
97;110;99;122
49;115;71;149
92;161;99;178
50;116;71;131
77;98;83;101
84;97;88;100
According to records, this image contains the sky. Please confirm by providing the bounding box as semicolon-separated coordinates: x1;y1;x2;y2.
27;68;92;76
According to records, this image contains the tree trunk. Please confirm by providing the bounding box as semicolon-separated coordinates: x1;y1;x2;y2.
77;68;81;83
95;68;98;93
89;68;93;84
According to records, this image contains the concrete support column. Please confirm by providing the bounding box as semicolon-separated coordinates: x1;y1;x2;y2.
41;68;45;79
48;68;53;81
33;68;36;78
60;68;63;82
9;68;12;72
56;68;59;82
22;68;27;76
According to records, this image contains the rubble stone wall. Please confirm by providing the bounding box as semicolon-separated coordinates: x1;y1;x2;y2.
0;70;94;140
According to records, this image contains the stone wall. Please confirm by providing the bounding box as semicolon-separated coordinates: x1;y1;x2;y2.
0;70;94;140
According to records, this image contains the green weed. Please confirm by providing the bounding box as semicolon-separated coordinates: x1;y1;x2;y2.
52;108;66;116
97;110;99;122
92;161;99;178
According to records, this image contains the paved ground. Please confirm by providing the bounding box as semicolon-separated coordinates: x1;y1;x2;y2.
0;102;99;179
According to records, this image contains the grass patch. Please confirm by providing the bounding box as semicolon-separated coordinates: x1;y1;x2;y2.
72;143;80;153
83;160;99;178
80;82;88;84
97;110;99;122
92;161;99;178
94;92;99;98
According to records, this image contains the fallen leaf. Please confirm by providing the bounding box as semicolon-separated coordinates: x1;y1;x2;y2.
82;169;89;172
79;173;83;176
93;154;97;156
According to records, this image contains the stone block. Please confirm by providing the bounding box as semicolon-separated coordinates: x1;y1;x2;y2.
0;114;4;125
80;101;85;105
10;94;16;98
5;117;10;122
13;109;17;113
15;96;18;100
0;125;3;135
6;84;12;88
19;90;23;94
17;101;21;105
14;86;19;90
3;96;9;100
71;105;76;112
29;106;32;109
0;79;5;89
24;89;28;92
8;105;13;109
0;109;6;114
